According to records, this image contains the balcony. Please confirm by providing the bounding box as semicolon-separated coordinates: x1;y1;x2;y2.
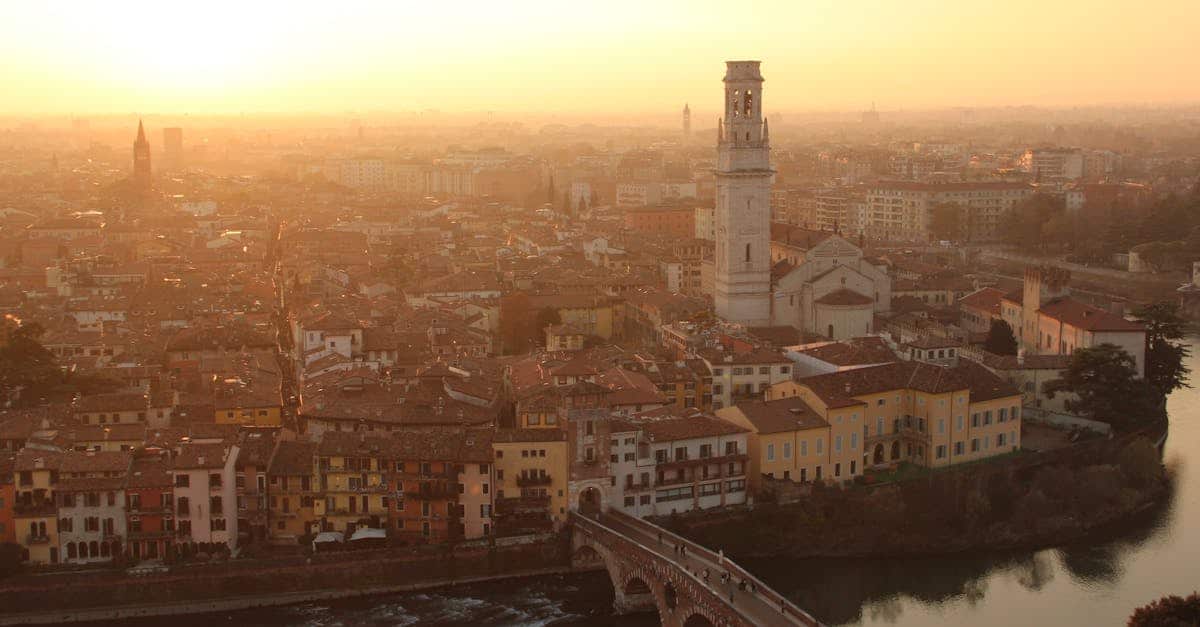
25;534;50;545
404;483;455;500
13;501;56;517
516;474;553;487
495;495;550;516
658;453;748;471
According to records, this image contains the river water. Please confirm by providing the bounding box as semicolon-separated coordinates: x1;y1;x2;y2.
91;352;1199;626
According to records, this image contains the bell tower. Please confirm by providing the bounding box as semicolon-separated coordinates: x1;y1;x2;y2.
714;61;773;325
132;119;152;193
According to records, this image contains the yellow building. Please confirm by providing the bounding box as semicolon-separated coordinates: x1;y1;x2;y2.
314;433;390;534
755;360;1022;484
213;378;283;427
12;450;63;564
717;396;831;493
267;440;319;544
492;429;568;536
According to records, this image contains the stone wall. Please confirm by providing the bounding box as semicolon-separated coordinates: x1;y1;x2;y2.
0;533;570;617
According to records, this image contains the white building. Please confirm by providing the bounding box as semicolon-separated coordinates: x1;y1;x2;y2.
56;451;131;564
699;348;793;410
609;411;749;518
769;227;892;340
864;181;1033;243
172;443;239;550
714;60;774;325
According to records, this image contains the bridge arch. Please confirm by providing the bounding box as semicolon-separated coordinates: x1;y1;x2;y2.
624;576;652;596
570;511;820;626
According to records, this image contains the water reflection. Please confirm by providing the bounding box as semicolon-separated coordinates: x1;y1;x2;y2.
745;448;1180;626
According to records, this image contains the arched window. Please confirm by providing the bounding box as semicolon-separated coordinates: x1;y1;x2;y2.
744;90;753;115
745;243;751;262
89;541;99;558
100;542;110;557
79;542;89;559
67;543;77;559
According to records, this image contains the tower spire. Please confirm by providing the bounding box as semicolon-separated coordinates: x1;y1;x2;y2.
136;119;146;143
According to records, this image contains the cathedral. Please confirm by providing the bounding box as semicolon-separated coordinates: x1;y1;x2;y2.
711;61;890;338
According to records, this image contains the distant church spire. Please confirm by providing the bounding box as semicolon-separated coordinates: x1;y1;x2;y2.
133;119;152;193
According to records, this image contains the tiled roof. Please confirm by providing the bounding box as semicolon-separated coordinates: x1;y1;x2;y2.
797;337;897;367
958;287;1006;316
815;289;873;307
1037;297;1145;332
638;414;748;443
268;440;318;475
728;396;829;434
173;443;232;470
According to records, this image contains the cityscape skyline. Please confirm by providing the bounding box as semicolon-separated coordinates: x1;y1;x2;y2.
3;0;1200;115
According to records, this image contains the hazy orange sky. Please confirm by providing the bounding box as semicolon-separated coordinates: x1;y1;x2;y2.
3;0;1198;115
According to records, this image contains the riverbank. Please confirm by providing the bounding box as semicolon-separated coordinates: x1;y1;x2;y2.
0;533;575;625
658;435;1170;561
0;567;596;626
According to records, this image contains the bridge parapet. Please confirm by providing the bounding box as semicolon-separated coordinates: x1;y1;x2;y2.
571;511;823;627
605;510;821;626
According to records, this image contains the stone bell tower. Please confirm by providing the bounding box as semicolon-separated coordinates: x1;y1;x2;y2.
714;61;773;326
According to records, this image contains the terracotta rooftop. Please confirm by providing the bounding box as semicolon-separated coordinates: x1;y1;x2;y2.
1037;297;1145;332
728;396;829;434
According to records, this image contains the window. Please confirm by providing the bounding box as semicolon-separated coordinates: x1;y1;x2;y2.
815;438;824;454
998;407;1008;422
936;445;947;459
834;463;841;478
800;440;808;457
835;435;843;453
759;366;769;375
997;433;1007;447
783;442;792;459
938;419;945;434
766;443;775;461
957;415;964;432
877;417;884;435
175;475;190;488
850;433;858;450
209;473;222;488
954;442;964;456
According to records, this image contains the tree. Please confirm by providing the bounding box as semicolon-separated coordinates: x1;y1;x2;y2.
1043;344;1160;431
0;318;59;406
929;202;962;242
984;319;1019;355
1128;592;1200;627
1133;301;1192;398
535;307;562;340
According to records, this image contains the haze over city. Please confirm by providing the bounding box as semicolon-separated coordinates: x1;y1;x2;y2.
2;3;1200;627
3;0;1200;115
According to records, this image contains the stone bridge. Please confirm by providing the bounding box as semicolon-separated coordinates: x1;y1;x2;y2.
570;510;822;627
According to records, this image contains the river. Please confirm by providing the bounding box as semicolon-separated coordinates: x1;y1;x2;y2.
90;352;1199;626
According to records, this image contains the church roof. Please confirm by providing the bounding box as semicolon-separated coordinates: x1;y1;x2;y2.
815;289;873;307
